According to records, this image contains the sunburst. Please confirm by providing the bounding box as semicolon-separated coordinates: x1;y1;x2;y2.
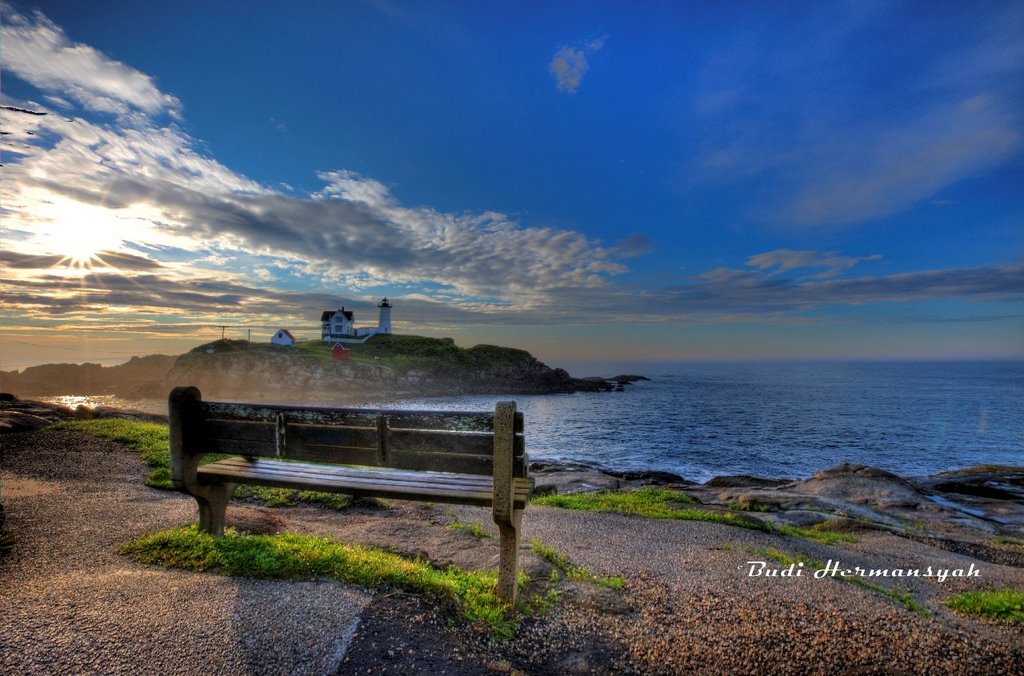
31;197;129;271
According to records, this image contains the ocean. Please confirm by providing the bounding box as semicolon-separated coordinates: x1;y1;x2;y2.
44;361;1023;482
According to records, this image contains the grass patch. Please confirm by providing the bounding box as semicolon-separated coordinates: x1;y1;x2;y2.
55;418;177;489
54;419;358;511
776;524;857;546
727;500;773;513
449;521;493;540
759;547;929;617
945;589;1024;624
531;539;624;590
233;485;354;511
993;535;1024;547
533;486;770;532
535;486;861;544
121;525;515;638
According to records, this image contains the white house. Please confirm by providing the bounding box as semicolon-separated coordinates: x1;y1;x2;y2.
271;328;296;346
321;298;393;343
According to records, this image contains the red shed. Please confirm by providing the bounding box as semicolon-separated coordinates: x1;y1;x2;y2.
331;343;350;360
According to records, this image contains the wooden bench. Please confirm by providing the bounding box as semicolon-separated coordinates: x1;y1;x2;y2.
168;386;532;602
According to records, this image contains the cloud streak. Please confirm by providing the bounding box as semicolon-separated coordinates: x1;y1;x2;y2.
549;37;606;94
692;1;1024;226
0;5;181;117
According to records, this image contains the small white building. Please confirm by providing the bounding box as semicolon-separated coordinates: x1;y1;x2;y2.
321;298;393;343
270;328;296;346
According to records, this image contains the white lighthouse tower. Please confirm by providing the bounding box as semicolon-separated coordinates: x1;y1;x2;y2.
377;297;392;334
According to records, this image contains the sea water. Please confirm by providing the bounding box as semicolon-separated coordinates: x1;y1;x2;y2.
369;361;1024;482
44;361;1023;482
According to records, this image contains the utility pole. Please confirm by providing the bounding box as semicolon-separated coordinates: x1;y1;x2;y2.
217;325;229;340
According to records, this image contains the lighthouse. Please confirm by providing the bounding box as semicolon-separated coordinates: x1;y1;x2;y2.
377;297;392;334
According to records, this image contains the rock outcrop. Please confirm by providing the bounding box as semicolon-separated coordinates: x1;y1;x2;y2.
163;338;631;403
0;395;167;433
0;355;176;398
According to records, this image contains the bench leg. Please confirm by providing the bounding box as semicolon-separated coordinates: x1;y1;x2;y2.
195;485;234;537
495;510;522;605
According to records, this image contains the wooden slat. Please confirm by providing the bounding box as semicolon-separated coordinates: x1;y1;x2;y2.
388;430;525;457
387;450;494;475
201;457;531;501
276;444;381;466
198;458;530;506
202;438;277;456
286;424;377;451
202;419;276;443
204;457;496;488
201;401;524;433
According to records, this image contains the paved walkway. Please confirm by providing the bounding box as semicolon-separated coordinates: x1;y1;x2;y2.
0;430;371;674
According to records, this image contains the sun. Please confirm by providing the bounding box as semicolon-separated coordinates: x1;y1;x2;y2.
31;196;131;269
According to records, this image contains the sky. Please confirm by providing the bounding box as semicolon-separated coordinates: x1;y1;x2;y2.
1;0;1022;370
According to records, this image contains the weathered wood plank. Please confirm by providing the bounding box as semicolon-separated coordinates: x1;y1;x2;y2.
201;419;276;443
197;458;530;506
201;438;277;457
388;430;525;457
203;457;496;489
200;458;531;500
385;450;493;475
201;401;523;433
286;424;377;451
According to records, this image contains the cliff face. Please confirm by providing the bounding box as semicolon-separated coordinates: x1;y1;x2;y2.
164;337;611;403
0;355;177;397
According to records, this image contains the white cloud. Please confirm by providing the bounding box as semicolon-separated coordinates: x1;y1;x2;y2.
0;6;627;319
0;4;181;117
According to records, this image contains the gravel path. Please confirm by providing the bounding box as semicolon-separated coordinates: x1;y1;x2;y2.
0;430;370;674
2;429;1023;674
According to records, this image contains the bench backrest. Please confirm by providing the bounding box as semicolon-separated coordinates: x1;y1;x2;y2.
169;386;527;477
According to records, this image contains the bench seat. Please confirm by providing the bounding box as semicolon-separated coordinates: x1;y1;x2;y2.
199;457;533;507
169;386;531;603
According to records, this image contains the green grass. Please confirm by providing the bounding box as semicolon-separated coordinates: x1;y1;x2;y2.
448;521;493;540
776;524;857;545
993;535;1024;547
294;334;541;376
55;418;176;489
727;500;773;513
533;486;770;532
233;485;355;510
54;418;358;511
944;589;1024;624
759;547;929;617
531;539;625;590
120;525;516;638
535;486;861;544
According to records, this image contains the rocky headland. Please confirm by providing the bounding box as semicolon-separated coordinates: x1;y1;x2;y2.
0;335;648;404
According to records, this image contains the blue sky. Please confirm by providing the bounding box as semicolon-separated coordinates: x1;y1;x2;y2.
1;0;1021;369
